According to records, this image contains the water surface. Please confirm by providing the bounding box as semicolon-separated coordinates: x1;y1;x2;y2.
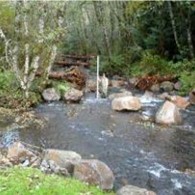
1;94;195;195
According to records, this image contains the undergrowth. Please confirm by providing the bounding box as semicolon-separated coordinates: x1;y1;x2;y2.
0;71;41;109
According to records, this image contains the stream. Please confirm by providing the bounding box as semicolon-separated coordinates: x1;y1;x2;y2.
1;92;195;195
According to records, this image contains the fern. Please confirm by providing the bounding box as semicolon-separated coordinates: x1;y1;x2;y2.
179;71;195;95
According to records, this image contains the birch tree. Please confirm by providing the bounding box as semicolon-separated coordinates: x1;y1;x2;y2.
0;1;65;98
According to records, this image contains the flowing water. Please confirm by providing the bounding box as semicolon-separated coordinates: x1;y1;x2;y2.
1;93;195;195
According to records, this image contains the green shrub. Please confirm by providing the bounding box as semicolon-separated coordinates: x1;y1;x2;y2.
129;51;184;77
52;81;70;96
89;52;195;79
179;71;195;95
100;54;126;76
0;71;41;109
168;59;195;74
0;71;17;92
0;167;114;195
130;62;146;77
138;51;172;75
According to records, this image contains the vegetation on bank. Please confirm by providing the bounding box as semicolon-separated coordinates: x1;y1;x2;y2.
0;167;114;195
0;1;195;109
0;70;70;109
64;1;195;94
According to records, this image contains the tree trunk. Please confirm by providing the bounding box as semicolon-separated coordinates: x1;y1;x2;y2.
186;6;194;59
85;7;101;54
93;1;111;57
167;1;182;55
46;45;57;80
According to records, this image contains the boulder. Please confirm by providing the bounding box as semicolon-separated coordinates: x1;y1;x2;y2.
112;96;141;111
169;95;190;109
111;80;125;88
7;142;36;164
43;149;82;174
150;84;160;93
129;77;139;86
42;88;60;101
73;159;114;190
64;88;83;103
30;156;42;168
0;154;12;167
160;81;174;92
86;79;96;92
189;89;195;105
174;81;181;91
108;91;132;100
155;101;182;125
117;185;156;195
157;92;171;100
40;159;69;176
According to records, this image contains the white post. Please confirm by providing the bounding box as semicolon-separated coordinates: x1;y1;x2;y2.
96;55;100;99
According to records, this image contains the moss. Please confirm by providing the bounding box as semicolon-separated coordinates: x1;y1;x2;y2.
0;167;114;195
52;80;70;97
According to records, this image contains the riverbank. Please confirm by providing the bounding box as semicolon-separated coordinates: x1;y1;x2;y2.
0;166;114;195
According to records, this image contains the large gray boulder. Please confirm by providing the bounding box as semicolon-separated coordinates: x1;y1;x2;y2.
155;101;182;125
64;88;83;103
112;96;141;111
42;88;60;101
160;81;174;92
117;185;156;195
73;159;114;190
43;149;82;174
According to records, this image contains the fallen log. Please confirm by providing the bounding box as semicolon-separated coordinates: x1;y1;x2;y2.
36;67;86;89
48;72;65;79
55;60;90;67
64;54;96;60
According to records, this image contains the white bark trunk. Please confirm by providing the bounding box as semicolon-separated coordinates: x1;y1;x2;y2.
46;45;57;79
0;29;11;66
28;56;40;88
39;17;44;43
167;1;182;54
12;46;25;90
24;43;29;85
25;56;40;98
187;27;194;58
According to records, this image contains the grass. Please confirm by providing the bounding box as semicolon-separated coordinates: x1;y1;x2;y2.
0;167;114;195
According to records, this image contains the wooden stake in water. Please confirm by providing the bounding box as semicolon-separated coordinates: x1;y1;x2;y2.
96;55;100;99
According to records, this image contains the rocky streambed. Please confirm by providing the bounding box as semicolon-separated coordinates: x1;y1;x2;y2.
0;91;195;195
